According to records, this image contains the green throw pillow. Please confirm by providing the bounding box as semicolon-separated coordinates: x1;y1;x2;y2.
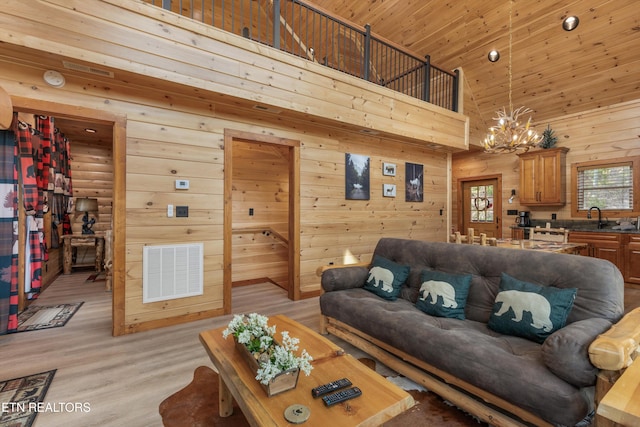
363;255;410;301
488;273;577;343
415;270;472;320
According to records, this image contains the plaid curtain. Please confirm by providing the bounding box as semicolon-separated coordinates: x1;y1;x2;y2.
14;119;43;299
0;128;18;334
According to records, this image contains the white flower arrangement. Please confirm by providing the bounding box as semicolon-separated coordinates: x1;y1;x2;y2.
222;313;314;385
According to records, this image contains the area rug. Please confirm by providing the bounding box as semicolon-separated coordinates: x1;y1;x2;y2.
0;369;57;427
159;365;485;427
16;302;84;332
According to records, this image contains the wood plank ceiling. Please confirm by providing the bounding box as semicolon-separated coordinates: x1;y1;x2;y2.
311;0;640;147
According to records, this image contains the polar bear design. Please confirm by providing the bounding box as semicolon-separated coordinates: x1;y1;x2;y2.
367;266;394;293
494;290;553;332
419;280;457;308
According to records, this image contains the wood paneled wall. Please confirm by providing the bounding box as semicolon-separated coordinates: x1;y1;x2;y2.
0;0;461;334
69;138;113;235
453;99;640;237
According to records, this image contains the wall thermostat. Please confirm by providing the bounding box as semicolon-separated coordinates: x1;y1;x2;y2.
175;179;189;190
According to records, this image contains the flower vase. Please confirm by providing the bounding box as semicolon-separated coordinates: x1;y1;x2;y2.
234;339;300;397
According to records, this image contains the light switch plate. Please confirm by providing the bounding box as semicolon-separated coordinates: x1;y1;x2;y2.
176;206;188;217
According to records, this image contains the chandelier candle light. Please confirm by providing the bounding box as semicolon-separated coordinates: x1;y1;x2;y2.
483;0;542;153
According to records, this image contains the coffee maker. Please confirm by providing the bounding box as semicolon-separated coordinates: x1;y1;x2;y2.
517;211;531;227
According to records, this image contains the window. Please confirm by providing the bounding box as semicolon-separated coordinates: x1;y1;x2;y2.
470;184;494;223
572;156;640;216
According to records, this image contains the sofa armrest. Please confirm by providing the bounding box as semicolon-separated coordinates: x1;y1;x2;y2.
542;318;614;387
316;261;369;277
589;307;640;371
320;265;369;292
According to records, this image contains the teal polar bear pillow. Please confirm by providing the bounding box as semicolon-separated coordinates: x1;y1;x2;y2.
488;273;577;344
363;255;410;301
415;270;472;320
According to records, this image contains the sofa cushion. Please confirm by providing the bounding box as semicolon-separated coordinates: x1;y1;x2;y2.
363;255;410;300
415;270;471;320
488;273;577;344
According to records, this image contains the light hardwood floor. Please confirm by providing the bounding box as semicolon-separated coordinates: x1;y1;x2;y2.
0;272;324;427
2;272;639;427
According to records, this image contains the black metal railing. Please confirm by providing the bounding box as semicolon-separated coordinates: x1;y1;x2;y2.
148;0;458;112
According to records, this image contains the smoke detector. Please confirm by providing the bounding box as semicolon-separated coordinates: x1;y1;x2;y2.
43;70;66;88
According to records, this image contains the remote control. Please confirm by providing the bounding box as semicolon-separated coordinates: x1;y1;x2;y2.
322;386;362;406
311;378;351;397
311;378;352;398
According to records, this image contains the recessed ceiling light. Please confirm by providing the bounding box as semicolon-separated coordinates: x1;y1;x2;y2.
562;16;579;31
488;50;500;62
84;128;97;133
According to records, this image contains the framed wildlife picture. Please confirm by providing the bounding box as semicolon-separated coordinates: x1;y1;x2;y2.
382;162;396;176
405;162;423;202
345;153;370;200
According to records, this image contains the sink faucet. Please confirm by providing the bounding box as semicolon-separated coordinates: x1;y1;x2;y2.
587;206;606;229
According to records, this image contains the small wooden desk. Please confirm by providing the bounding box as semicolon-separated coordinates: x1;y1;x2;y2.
597;357;640;426
61;234;105;274
199;315;414;426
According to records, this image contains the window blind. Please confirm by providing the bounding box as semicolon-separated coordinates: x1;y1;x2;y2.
577;162;633;210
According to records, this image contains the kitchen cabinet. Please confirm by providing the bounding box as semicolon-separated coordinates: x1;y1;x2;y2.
568;231;624;275
518;147;569;206
511;227;524;239
625;235;640;286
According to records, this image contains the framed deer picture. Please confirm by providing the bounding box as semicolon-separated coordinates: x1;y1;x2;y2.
405;162;423;202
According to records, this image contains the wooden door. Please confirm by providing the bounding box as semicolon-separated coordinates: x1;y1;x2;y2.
460;178;501;238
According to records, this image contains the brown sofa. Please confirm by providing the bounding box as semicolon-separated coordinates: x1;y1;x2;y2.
319;238;639;426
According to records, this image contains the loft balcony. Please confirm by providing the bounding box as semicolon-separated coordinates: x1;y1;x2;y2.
145;0;459;113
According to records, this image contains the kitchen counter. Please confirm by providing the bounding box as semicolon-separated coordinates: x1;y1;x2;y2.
511;225;640;234
496;238;587;254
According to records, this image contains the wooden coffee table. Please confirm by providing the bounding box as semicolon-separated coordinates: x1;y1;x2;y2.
199;314;414;426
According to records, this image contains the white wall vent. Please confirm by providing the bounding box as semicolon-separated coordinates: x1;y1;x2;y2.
143;243;203;303
62;60;115;78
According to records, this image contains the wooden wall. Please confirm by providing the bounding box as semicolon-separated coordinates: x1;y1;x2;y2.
452;99;640;237
0;0;464;334
69;138;114;236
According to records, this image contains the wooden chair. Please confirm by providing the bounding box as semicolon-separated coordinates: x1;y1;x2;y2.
450;228;497;246
529;226;569;243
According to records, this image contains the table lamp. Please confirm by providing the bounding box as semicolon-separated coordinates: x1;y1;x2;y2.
75;197;98;234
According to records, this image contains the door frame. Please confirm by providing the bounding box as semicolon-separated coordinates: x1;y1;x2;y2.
223;129;300;314
456;174;503;238
12;96;126;336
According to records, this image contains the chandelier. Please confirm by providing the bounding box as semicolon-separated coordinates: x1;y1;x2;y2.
483;0;542;153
